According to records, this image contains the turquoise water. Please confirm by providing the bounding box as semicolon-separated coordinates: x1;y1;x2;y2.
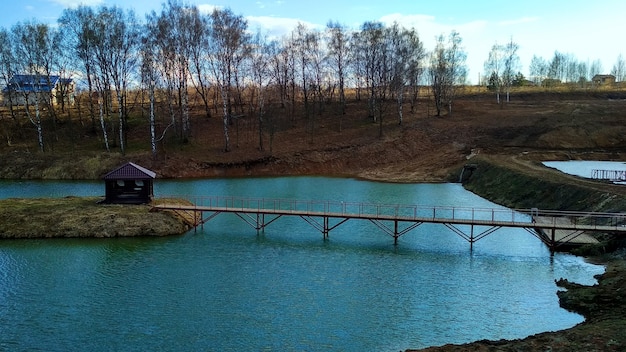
0;177;604;351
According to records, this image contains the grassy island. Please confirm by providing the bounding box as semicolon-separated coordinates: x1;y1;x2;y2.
0;197;193;239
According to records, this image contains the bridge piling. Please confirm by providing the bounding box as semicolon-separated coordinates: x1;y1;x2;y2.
394;220;398;245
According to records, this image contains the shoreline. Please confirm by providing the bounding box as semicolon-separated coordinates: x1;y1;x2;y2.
0;158;624;351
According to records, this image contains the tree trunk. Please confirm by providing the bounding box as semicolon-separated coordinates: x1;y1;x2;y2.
149;84;157;158
220;88;231;152
117;92;125;155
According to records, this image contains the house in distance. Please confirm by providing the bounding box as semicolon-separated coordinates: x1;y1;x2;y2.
102;162;156;204
1;74;74;107
592;74;616;86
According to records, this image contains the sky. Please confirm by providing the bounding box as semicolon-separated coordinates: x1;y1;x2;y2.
2;0;626;84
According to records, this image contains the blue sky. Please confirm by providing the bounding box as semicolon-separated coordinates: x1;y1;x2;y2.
2;0;626;83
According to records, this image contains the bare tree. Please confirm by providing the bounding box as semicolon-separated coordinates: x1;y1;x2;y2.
529;55;547;85
290;23;316;120
404;27;426;115
611;54;626;82
82;6;140;154
58;6;99;132
267;39;291;110
146;9;177;145
388;23;414;125
59;6;111;150
429;31;467;117
360;21;384;122
484;42;503;103
485;38;519;103
501;38;519;102
140;25;175;159
589;59;604;81
349;30;367;102
11;21;57;152
326;21;350;120
208;8;251;152
576;61;589;87
250;31;272;151
184;5;212;120
0;28;17;120
304;27;325;127
547;51;568;83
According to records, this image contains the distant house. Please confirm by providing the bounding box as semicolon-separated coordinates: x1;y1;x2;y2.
102;162;156;204
2;74;75;107
592;74;616;86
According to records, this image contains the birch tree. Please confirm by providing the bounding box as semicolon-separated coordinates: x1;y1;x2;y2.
102;7;140;155
11;21;54;152
529;55;547;85
484;42;503;103
0;28;17;120
357;21;386;122
290;23;316;120
388;23;418;126
58;6;99;131
326;21;350;119
405;27;426;115
250;31;272;151
611;54;626;82
267;39;291;109
501;38;519;102
208;8;251;152
429;31;467;117
140;30;160;158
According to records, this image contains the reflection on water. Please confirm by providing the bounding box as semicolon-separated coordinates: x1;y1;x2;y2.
0;177;605;351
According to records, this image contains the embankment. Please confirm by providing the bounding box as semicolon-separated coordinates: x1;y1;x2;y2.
461;155;626;213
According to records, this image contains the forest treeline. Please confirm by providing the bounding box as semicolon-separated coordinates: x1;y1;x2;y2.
0;0;623;157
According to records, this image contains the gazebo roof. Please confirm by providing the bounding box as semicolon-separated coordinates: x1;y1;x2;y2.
103;162;156;180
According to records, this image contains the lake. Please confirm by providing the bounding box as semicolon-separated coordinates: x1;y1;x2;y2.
0;177;604;351
544;160;626;181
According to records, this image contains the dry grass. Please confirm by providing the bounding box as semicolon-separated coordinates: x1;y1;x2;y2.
0;197;191;238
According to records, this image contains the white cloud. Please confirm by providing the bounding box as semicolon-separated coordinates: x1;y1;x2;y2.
379;13;487;43
378;13;493;83
197;4;222;14
246;15;319;38
49;0;103;7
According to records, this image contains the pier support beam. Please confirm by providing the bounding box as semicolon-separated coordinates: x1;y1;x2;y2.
300;216;350;239
443;223;501;250
369;220;423;245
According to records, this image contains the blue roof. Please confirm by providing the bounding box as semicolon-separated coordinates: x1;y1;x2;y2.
2;75;72;93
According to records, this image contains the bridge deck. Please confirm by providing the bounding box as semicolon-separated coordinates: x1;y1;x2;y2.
152;196;626;250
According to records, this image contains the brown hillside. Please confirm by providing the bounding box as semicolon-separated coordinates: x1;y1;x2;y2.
2;88;625;182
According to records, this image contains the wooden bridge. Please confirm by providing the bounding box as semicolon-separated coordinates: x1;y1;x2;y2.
152;196;626;252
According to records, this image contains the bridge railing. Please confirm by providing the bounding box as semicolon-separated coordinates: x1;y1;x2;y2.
168;195;535;223
161;195;626;230
529;209;626;228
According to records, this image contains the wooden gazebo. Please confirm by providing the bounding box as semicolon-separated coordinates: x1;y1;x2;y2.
102;162;156;204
